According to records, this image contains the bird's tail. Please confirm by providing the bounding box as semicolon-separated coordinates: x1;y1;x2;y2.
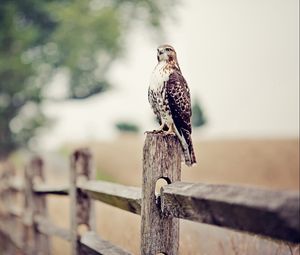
174;127;197;167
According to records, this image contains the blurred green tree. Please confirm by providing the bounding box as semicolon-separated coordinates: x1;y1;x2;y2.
115;121;139;134
0;0;177;159
192;98;206;128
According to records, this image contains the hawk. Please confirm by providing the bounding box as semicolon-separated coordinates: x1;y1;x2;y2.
148;44;196;166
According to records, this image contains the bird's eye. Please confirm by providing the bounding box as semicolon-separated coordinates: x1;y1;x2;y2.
166;48;170;51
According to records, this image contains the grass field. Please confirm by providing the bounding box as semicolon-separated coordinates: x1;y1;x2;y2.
10;135;300;254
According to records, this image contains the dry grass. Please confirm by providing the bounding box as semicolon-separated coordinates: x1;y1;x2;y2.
85;135;299;191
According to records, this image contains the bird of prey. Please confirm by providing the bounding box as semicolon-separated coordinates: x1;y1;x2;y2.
148;44;196;166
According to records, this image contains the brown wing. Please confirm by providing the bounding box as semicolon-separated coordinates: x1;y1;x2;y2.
166;71;192;134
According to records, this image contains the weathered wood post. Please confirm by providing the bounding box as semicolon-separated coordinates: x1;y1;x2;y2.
0;163;21;254
24;157;50;255
23;163;34;253
70;148;95;255
141;133;181;255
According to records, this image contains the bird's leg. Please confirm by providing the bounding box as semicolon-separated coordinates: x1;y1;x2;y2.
152;123;165;133
164;123;176;135
157;123;165;131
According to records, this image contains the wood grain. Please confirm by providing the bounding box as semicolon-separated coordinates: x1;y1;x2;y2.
80;231;132;255
161;181;300;243
79;180;141;215
141;133;181;255
70;148;96;255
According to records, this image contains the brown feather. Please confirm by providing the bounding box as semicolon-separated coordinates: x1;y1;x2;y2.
166;70;196;166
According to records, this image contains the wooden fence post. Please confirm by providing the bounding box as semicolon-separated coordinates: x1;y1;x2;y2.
24;157;50;255
141;133;181;255
70;148;95;255
0;163;21;254
23;164;33;253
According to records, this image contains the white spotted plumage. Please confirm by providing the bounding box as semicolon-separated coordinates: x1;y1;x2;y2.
149;60;174;126
149;60;171;90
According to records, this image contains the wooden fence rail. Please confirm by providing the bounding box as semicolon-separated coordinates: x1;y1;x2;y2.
0;133;299;255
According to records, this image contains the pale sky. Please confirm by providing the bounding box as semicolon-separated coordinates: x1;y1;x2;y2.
41;0;299;150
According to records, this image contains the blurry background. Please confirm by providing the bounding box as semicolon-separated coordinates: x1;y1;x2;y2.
0;0;299;254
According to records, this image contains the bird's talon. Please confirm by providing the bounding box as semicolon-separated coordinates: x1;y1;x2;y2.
164;131;176;136
144;130;164;135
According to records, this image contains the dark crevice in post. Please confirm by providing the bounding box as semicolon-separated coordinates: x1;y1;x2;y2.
155;177;171;209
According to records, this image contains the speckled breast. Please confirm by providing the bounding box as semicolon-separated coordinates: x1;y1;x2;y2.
149;61;174;124
149;85;171;124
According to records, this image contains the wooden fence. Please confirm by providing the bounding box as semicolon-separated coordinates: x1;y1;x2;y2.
0;133;299;255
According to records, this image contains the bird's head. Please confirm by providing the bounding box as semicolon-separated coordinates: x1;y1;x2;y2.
157;44;177;63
